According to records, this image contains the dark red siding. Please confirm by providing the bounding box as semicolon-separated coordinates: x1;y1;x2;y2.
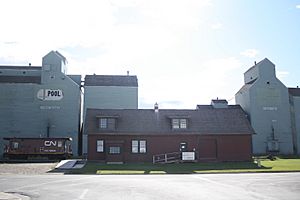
198;139;217;160
88;134;252;162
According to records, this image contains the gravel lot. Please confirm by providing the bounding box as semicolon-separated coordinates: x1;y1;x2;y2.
0;162;58;175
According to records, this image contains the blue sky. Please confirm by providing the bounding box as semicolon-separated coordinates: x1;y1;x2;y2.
0;0;299;108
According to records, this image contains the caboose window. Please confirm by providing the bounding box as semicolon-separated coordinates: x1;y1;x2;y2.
58;141;63;147
12;142;19;149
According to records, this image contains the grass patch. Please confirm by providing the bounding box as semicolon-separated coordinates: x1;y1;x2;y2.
259;158;300;171
97;170;146;175
69;158;300;175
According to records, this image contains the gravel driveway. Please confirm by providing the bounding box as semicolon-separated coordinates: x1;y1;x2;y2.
0;162;58;175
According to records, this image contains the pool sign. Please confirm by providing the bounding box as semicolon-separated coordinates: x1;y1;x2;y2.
37;89;63;101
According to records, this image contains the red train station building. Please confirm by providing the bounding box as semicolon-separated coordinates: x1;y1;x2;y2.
85;100;254;163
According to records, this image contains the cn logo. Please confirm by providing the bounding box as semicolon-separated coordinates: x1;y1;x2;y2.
44;141;57;147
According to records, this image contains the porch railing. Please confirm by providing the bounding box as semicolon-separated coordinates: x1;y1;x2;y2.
152;152;181;164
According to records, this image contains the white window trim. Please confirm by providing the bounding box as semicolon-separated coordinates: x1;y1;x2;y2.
12;142;19;149
109;146;121;154
172;118;187;129
139;140;146;153
132;140;147;153
180;119;187;129
96;140;104;152
132;140;139;153
99;118;108;129
172;119;180;129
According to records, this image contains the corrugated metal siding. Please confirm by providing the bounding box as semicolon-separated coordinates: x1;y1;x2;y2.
235;59;295;155
0;76;41;83
0;77;81;157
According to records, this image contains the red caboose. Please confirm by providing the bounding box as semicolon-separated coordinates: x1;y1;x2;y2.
3;137;72;160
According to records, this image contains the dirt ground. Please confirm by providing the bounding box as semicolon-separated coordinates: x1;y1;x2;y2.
0;162;58;175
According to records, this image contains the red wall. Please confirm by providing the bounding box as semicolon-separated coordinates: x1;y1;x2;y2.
88;134;252;162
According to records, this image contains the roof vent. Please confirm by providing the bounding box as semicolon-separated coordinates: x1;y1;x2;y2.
211;99;228;108
154;102;159;112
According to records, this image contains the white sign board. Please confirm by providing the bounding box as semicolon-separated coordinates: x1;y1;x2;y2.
182;152;195;161
37;89;63;101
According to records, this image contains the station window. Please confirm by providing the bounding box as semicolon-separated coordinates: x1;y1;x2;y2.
97;117;117;131
172;119;180;129
132;140;139;153
109;146;120;154
97;140;104;152
139;140;146;153
99;118;108;129
180;119;187;129
172;119;187;129
132;140;147;153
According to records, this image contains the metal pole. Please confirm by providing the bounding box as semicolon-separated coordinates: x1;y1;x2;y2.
47;124;50;138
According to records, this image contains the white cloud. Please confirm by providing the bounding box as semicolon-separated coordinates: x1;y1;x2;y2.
0;0;247;109
296;5;300;9
137;56;243;108
0;0;117;64
0;0;212;65
211;23;223;30
240;49;259;58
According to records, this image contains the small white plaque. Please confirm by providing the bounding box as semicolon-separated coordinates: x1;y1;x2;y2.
182;152;195;161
